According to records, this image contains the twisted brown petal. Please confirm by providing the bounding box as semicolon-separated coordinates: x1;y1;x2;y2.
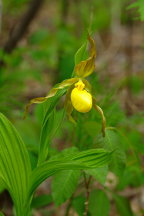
93;98;106;137
24;78;79;118
75;36;96;78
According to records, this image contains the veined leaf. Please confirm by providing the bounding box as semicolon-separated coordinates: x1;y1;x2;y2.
0;177;6;193
98;129;126;176
29;149;112;196
50;148;81;205
52;170;80;206
50;147;79;160
105;129;126;176
0;113;31;216
52;147;80;206
89;190;110;216
38;88;66;164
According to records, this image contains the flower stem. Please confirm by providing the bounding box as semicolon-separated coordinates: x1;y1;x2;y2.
65;195;74;216
83;173;92;216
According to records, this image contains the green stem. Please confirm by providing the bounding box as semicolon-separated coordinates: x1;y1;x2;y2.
15;201;32;216
83;173;92;216
65;195;74;216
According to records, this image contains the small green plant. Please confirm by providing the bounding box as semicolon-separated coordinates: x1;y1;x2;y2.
0;35;113;216
0;112;112;216
24;35;106;137
0;36;125;216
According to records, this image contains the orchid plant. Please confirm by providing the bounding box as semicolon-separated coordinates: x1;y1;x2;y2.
24;35;106;137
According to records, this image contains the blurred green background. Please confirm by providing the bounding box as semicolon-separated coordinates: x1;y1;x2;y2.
0;0;144;215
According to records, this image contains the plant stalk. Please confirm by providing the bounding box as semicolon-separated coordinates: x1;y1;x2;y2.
83;173;92;216
65;195;74;216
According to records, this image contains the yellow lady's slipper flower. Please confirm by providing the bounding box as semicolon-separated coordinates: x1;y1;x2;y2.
24;35;106;136
71;80;92;113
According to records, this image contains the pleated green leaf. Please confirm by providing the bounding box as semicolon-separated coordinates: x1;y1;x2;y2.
38;88;66;164
51;147;81;205
29;149;112;196
0;113;31;216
